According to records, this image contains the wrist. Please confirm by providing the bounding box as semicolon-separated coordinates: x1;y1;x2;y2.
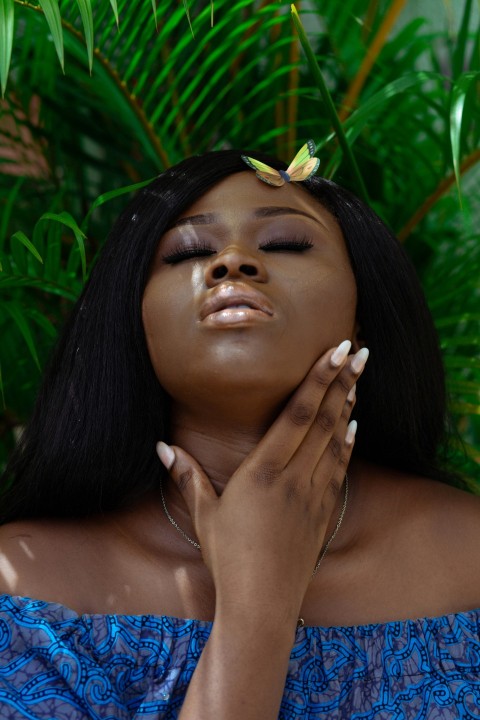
214;598;299;639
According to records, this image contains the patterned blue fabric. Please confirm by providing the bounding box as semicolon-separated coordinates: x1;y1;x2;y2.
0;594;479;719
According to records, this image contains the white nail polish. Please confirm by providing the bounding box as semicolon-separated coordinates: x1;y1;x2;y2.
347;384;356;403
331;340;352;367
351;347;369;373
156;441;175;470
345;420;357;445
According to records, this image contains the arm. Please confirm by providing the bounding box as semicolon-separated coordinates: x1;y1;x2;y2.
158;341;368;720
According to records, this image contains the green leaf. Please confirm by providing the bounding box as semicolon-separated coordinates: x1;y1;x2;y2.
151;0;157;30
0;0;14;96
0;360;4;410
320;72;440;172
290;3;369;203
449;71;479;202
109;0;119;27
43;221;61;283
27;308;57;338
9;234;27;276
10;231;44;265
2;301;40;370
38;0;64;71
81;177;155;233
183;0;194;38
75;0;94;72
0;275;79;302
451;402;480;416
436;313;480;328
0;177;23;255
452;0;473;80
40;211;87;282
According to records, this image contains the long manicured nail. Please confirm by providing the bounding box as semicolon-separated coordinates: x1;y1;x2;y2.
331;339;352;367
156;441;175;470
345;420;358;445
347;383;356;403
351;347;369;373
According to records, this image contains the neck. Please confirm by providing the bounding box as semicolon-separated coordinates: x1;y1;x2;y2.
157;401;283;542
169;406;278;493
161;402;359;557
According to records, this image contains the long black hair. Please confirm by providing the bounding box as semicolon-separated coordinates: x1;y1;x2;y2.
0;150;457;523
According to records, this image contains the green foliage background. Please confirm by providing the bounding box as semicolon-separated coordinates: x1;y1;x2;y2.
0;0;479;484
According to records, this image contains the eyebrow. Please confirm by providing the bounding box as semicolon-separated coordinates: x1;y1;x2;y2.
171;206;323;228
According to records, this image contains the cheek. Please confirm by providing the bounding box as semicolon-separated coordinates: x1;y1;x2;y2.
142;283;177;371
293;267;357;341
142;277;198;388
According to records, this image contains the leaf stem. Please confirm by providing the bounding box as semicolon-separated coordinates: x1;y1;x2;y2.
13;0;170;168
290;4;369;204
398;148;480;241
339;0;407;122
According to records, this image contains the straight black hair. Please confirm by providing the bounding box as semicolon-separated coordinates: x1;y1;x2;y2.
0;150;457;523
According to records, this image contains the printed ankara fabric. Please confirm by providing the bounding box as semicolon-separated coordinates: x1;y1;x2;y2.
0;594;479;719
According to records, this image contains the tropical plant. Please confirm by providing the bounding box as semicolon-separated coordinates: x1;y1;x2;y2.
0;0;479;484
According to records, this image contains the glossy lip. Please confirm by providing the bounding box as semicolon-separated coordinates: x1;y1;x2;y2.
200;283;274;321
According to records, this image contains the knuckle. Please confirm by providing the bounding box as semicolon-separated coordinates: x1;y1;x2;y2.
315;410;337;433
334;375;351;395
285;477;299;501
341;405;350;420
249;461;282;487
338;451;348;470
325;477;342;502
327;435;343;460
311;367;331;389
341;397;355;419
289;402;315;426
177;468;194;493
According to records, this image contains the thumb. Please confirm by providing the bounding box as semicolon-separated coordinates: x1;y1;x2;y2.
156;441;216;522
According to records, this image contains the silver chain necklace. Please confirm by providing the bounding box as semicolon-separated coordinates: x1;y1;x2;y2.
160;474;349;582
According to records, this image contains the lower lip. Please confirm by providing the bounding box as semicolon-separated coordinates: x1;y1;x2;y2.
204;308;273;326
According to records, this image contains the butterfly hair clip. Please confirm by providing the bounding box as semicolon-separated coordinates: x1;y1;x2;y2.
241;140;320;187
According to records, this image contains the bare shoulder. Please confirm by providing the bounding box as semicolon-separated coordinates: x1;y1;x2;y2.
0;517;99;604
388;469;480;538
357;462;480;610
365;464;480;546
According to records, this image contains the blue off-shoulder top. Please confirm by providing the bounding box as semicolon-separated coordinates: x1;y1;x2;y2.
0;594;479;719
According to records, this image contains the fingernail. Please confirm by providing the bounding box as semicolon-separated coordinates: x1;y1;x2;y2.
351;347;369;373
330;339;352;367
347;383;356;403
156;441;175;470
345;420;357;445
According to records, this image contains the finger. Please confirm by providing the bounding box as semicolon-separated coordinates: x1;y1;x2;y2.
156;441;217;522
317;419;357;512
286;349;366;478
287;386;354;487
250;340;353;471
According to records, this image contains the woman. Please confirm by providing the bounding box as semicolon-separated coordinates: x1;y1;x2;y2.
0;149;479;719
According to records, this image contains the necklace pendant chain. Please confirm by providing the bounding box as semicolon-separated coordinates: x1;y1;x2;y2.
160;481;201;549
311;474;349;578
160;474;349;571
161;474;349;630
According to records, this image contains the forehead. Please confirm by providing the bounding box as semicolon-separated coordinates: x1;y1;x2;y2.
173;172;340;234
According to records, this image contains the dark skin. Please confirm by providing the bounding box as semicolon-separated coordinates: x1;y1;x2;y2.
0;174;480;719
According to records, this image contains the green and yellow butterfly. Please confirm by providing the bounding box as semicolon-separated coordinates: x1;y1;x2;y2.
241;140;320;187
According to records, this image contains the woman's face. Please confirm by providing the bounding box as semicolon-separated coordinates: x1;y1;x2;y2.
142;172;357;408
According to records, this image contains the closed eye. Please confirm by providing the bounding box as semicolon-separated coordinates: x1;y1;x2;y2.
161;236;314;264
260;237;313;252
162;242;216;264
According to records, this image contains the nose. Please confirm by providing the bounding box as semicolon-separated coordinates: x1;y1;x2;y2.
204;245;268;286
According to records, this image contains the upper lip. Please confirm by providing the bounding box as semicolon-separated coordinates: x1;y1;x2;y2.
200;283;274;320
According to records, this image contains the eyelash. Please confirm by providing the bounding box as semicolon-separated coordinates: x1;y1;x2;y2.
161;236;314;264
